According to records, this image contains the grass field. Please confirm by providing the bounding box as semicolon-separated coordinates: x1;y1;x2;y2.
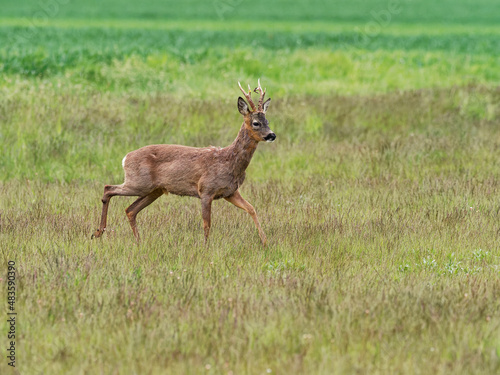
1;0;500;374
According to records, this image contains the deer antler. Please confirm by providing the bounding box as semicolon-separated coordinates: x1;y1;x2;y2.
238;81;257;112
254;78;266;112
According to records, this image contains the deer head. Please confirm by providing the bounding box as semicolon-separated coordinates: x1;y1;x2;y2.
237;79;276;143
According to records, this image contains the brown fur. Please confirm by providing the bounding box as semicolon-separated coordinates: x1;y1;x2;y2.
92;85;275;245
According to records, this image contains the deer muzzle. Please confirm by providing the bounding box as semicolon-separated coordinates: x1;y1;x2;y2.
264;133;276;142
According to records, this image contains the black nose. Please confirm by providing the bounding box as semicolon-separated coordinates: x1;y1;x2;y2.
265;133;276;142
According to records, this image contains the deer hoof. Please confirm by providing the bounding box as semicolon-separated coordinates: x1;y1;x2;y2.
91;229;102;239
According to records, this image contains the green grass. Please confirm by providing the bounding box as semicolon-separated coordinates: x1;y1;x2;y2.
1;21;499;79
0;0;500;373
1;0;499;24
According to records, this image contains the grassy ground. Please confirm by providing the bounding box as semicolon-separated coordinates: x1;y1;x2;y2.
0;0;500;374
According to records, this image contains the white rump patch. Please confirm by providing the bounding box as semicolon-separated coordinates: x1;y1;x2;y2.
122;154;127;168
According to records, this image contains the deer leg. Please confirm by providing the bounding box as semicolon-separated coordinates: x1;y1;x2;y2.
125;189;164;242
92;184;142;239
201;195;214;245
225;190;267;246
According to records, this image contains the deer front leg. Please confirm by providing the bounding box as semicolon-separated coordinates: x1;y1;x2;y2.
225;190;267;246
201;195;214;245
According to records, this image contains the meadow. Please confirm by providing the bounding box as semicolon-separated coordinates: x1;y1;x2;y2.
0;0;500;374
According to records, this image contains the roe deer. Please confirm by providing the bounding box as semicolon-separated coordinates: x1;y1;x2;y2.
92;80;275;245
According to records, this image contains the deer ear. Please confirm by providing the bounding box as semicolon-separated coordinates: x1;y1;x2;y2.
238;97;250;115
262;98;271;113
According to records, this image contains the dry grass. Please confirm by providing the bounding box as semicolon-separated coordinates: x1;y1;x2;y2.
1;86;500;374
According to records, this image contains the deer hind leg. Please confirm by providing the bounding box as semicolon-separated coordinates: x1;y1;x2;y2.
201;195;214;245
125;189;164;242
92;184;143;239
225;190;267;246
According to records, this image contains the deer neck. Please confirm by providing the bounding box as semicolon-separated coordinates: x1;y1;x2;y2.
225;122;258;177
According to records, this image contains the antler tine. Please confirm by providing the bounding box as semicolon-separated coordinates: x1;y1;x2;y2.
238;81;257;111
254;78;266;112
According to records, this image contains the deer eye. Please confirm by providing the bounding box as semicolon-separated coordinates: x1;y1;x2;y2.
252;122;260;127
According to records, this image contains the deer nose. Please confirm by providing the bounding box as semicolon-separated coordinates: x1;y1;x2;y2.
264;133;276;142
